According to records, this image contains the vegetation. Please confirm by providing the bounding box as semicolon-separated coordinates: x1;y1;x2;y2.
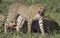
0;0;60;38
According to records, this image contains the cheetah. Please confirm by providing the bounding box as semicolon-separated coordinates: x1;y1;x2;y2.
4;2;45;35
16;3;45;35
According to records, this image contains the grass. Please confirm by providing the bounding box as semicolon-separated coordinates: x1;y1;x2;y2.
0;0;60;38
0;29;60;38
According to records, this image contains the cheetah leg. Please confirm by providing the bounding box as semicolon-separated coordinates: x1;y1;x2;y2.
4;28;7;33
27;19;32;32
16;23;19;32
39;17;45;35
16;21;22;32
4;24;7;33
16;17;24;32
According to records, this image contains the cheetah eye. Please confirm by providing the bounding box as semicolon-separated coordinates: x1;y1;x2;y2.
38;11;40;14
38;11;44;16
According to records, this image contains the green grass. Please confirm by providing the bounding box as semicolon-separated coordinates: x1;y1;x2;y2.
0;0;60;38
0;28;60;38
